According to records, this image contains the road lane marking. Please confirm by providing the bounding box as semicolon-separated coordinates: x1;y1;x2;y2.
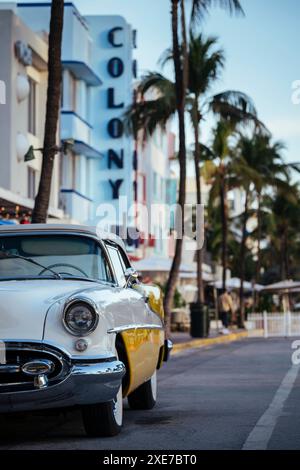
0;341;6;364
242;365;300;450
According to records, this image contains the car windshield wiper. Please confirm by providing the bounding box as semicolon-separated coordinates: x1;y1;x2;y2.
0;252;62;280
60;275;101;283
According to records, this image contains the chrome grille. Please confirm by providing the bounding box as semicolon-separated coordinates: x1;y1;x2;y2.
0;342;70;392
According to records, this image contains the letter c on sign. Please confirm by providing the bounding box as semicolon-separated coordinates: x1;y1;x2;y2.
108;27;123;48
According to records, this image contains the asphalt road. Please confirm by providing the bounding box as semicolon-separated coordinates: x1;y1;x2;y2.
1;338;300;450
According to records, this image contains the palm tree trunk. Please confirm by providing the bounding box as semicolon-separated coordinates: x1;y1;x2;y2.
254;193;262;309
239;190;249;327
32;0;64;223
193;106;204;304
283;228;289;279
220;170;228;291
280;233;285;281
180;0;188;93
164;0;187;336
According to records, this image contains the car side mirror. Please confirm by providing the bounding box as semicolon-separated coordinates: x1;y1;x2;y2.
124;267;139;288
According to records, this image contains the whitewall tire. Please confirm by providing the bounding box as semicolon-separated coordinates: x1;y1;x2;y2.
128;370;157;410
82;384;123;437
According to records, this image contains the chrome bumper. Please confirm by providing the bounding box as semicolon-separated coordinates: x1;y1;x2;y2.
0;358;125;413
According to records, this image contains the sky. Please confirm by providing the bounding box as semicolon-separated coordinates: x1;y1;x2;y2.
2;0;300;165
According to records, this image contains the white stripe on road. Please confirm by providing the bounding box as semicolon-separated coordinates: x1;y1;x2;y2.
0;341;5;364
242;365;300;450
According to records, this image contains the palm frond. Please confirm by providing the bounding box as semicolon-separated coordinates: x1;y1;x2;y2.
283;162;300;174
137;72;175;98
210;90;269;133
124;95;176;137
123;71;176;137
190;0;244;27
188;33;225;96
158;47;174;69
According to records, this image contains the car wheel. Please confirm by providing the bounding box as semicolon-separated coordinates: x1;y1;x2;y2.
82;385;123;437
128;370;157;410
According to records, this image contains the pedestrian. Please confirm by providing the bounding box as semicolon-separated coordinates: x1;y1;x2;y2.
218;289;233;335
20;214;30;224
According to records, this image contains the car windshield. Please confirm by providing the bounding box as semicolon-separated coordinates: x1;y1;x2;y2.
0;234;113;282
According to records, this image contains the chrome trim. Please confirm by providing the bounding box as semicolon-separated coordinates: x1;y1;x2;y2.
62;296;99;337
124;267;139;288
1;343;67;366
34;374;48;389
163;339;173;362
0;339;116;362
0;365;21;374
0;342;69;390
107;323;164;334
0;358;126;413
22;359;54;376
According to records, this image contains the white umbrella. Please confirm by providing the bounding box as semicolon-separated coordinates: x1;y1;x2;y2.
179;271;214;282
133;256;192;273
260;280;300;314
261;280;300;292
211;277;258;292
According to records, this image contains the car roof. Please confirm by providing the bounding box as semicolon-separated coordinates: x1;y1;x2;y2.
0;224;126;250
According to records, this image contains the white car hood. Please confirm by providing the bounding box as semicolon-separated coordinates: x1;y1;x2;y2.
0;279;101;340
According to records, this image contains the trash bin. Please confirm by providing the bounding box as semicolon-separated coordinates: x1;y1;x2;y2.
190;303;209;338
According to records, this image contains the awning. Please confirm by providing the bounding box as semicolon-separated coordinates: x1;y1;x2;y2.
72;140;103;159
0;187;64;219
62;61;102;87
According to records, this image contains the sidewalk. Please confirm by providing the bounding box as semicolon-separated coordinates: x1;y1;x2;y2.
171;329;248;354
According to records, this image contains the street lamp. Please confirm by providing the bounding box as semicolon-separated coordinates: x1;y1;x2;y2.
24;139;74;162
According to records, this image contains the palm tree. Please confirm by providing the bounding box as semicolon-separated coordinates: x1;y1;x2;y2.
127;0;245;332
162;0;188;335
269;186;300;281
162;32;262;303
32;0;64;223
230;136;264;324
204;121;236;289
187;33;224;304
164;0;245;331
126;50;258;332
235;134;300;318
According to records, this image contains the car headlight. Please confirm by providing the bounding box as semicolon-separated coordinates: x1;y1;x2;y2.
63;301;99;336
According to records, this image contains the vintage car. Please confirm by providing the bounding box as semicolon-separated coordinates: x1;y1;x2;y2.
0;224;171;437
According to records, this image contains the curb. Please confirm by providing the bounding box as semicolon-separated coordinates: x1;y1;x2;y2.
172;331;249;354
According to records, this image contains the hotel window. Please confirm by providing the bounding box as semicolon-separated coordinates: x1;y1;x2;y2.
28;77;37;135
27;167;36;199
69;73;77;112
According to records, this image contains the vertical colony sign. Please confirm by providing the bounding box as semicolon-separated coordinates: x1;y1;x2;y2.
86;16;136;221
